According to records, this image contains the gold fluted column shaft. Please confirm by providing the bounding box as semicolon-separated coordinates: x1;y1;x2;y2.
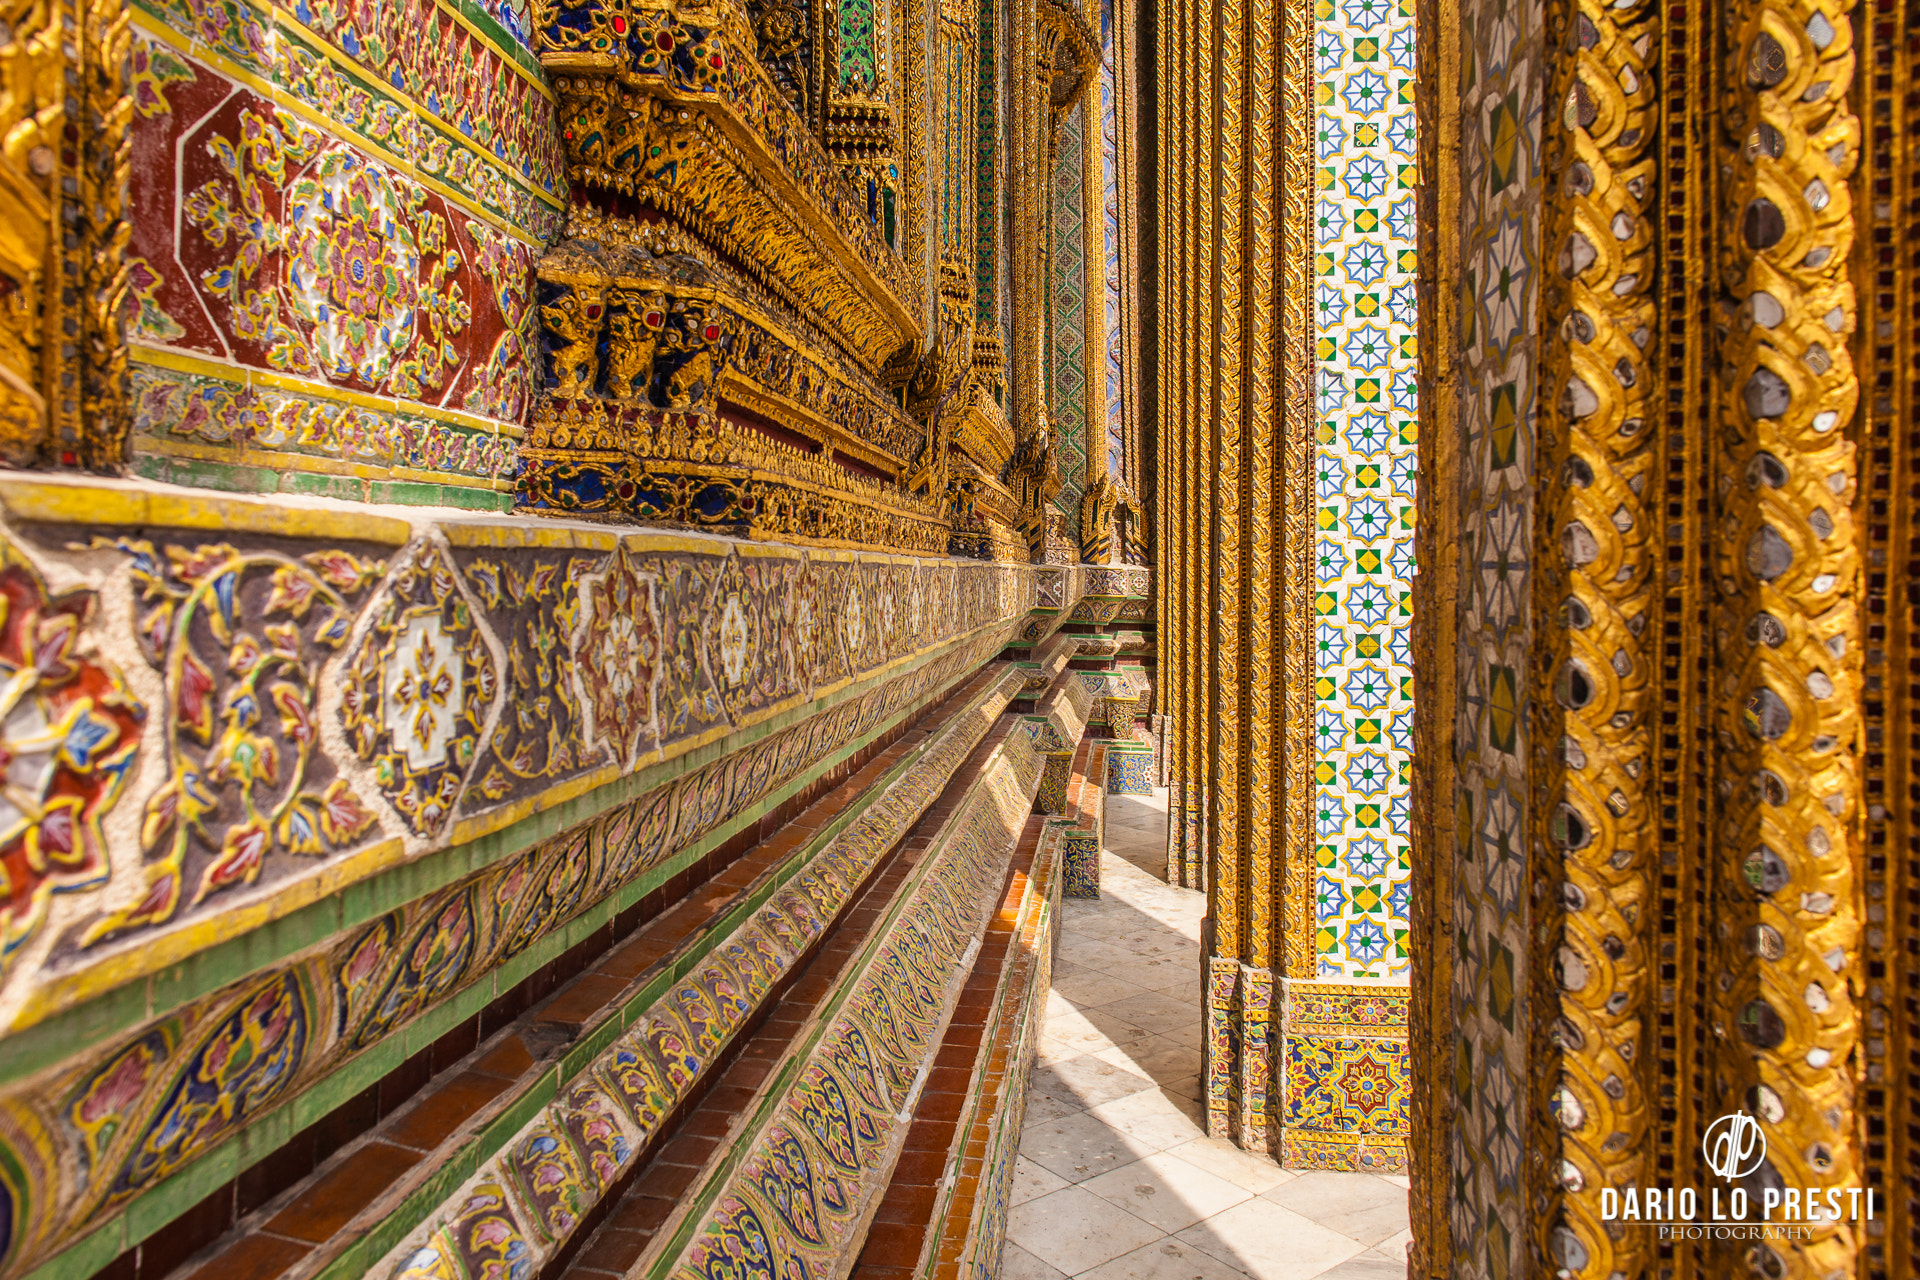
1534;0;1661;1269
1160;0;1310;1155
1708;0;1864;1271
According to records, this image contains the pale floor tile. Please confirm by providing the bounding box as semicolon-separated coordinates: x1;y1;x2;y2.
1031;1053;1160;1109
1012;785;1410;1280
1100;991;1205;1036
1085;1087;1208;1153
1008;1186;1165;1275
1161;1138;1294;1195
1368;1228;1413;1262
1263;1172;1411;1247
1013;1156;1071;1206
1080;1151;1256;1233
1173;1200;1368;1280
1003;1241;1071;1280
1160;1073;1203;1101
1310;1255;1406;1280
1021;1108;1174;1182
1025;1091;1085;1125
1077;1237;1254;1280
1054;968;1154;1009
1093;1032;1203;1084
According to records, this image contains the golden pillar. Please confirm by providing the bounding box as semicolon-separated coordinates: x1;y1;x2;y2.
1154;0;1314;1153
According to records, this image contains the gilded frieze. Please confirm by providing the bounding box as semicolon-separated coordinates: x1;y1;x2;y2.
534;0;924;366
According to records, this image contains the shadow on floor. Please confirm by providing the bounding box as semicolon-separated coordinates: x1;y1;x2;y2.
1005;788;1410;1280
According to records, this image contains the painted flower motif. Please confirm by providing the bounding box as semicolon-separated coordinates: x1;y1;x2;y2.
1389;452;1419;501
1315;538;1350;585
1341;240;1388;288
1341;70;1391;117
1315;707;1347;753
1481;1054;1521;1189
1343;663;1393;713
1387;793;1411;830
1315;792;1349;837
1342;325;1394;373
1389;707;1414;752
1316;198;1349;246
1343;751;1392;797
1385;21;1417;71
1317;455;1350;501
1346;581;1395;628
1318;370;1349;418
1347;497;1393;541
287;159;415;378
1342;155;1390;202
1390;368;1420;413
1348;835;1392;878
1315;28;1347;73
1388;535;1417;579
1317;114;1349;161
1316;284;1348;328
1344;411;1392;458
1386;110;1418;157
718;593;751;687
1387;197;1417;244
1345;920;1389;964
1341;0;1393;30
1315;623;1349;667
1387;280;1420;325
1315;874;1348;923
1387;625;1413;669
1478;215;1533;356
574;547;662;767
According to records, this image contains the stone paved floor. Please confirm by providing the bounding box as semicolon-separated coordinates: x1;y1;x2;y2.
1006;788;1411;1280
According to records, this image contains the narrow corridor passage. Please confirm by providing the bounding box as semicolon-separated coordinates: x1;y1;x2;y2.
1007;790;1411;1280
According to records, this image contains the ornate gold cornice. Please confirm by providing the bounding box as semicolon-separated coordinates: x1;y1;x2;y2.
535;0;924;374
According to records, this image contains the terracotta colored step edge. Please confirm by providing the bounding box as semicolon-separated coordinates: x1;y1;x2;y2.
623;713;1051;1280
545;770;976;1277
920;823;1062;1280
554;712;1032;1280
849;814;1056;1280
342;669;1031;1280
148;667;1017;1280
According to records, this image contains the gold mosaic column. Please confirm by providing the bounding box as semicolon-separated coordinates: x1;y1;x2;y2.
1162;0;1314;1155
1533;0;1660;1266
1411;0;1901;1267
1408;0;1461;1256
1853;2;1917;1271
1710;0;1863;1272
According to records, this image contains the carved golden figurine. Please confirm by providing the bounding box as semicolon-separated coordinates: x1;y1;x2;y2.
605;287;670;402
541;285;606;399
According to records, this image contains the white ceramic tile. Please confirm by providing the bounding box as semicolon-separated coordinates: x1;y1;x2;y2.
1085;1086;1208;1153
1173;1199;1367;1280
1159;1138;1293;1195
1076;1236;1254;1280
1019;1108;1171;1182
1031;1053;1160;1109
1093;1032;1203;1084
1007;1185;1164;1276
1080;1151;1256;1232
1013;1155;1072;1206
1002;1240;1072;1280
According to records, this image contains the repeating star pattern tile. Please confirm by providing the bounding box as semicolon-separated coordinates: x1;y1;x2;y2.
1312;0;1418;980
